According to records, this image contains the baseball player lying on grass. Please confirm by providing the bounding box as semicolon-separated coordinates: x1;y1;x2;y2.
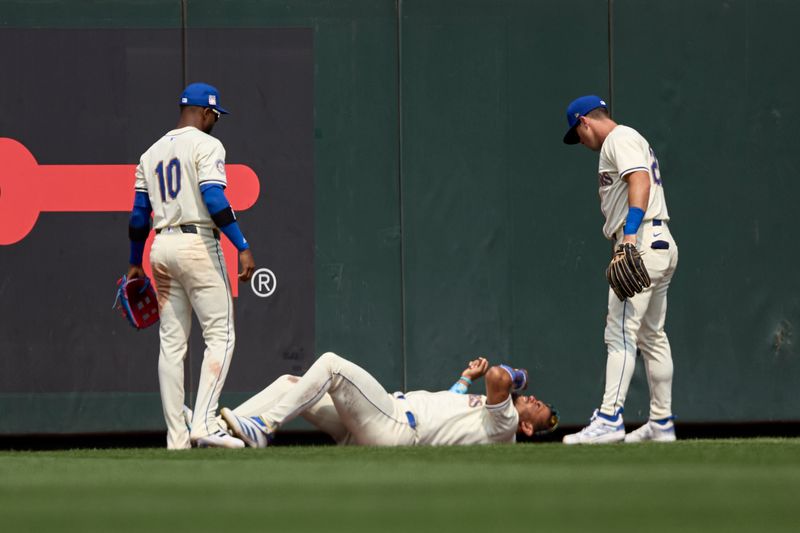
216;352;559;447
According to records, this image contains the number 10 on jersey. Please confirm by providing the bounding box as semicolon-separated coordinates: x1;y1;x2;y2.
155;158;181;202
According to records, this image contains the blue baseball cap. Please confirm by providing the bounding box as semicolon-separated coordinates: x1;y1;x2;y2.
563;95;607;144
179;82;229;114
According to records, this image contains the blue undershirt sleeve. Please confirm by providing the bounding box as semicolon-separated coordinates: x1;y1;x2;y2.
200;183;228;214
130;191;152;225
219;221;249;251
129;239;147;266
200;184;250;251
128;191;152;265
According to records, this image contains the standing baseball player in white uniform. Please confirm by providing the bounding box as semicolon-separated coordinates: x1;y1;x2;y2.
126;82;256;449
561;95;679;444
220;353;559;447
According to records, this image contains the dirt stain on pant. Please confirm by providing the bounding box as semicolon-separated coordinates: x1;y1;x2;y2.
152;263;172;308
208;360;222;378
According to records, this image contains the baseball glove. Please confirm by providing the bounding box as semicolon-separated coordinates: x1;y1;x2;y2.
113;275;159;329
606;243;651;301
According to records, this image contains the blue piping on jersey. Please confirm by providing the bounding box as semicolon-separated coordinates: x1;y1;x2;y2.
199;179;227;187
619;166;650;178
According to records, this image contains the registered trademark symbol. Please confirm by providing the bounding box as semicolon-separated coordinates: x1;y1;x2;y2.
251;268;277;298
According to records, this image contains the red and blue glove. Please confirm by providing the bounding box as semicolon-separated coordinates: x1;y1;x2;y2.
113;275;159;330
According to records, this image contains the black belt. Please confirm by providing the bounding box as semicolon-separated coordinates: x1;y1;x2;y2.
612;219;664;241
155;224;220;239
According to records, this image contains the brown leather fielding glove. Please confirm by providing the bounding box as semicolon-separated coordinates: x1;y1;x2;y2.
606;243;652;301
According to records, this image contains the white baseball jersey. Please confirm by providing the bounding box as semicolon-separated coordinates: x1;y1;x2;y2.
402;391;519;445
134;126;227;230
598;125;669;240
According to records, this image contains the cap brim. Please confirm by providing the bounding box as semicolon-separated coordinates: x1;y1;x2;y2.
179;101;230;114
563;126;580;145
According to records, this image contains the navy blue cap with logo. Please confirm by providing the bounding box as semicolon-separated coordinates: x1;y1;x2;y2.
562;95;607;144
179;82;230;115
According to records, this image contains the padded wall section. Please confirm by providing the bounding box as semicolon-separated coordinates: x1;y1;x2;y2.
612;0;800;422
400;1;609;423
2;0;799;435
0;3;318;433
188;0;405;390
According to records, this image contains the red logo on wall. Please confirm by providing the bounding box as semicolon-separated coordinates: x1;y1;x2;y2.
0;137;260;297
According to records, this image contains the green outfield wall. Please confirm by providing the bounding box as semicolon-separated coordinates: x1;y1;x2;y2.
0;0;797;435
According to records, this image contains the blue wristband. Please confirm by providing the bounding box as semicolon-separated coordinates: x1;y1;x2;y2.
449;381;469;394
448;375;472;394
499;364;527;392
623;206;645;235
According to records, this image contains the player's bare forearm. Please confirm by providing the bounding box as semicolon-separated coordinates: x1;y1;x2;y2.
625;170;650;209
623;170;650;244
485;366;513;405
238;249;256;282
448;358;488;394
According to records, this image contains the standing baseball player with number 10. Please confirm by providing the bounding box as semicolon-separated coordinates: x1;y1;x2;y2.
561;95;679;444
126;82;256;449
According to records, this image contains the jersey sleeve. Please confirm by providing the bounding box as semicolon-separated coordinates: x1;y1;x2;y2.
483;395;519;438
609;130;651;179
197;138;228;189
134;160;147;193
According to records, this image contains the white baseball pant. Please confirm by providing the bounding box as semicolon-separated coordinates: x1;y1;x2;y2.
601;220;679;420
150;227;235;449
232;375;354;445
256;352;417;446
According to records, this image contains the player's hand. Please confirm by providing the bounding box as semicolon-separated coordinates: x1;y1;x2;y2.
462;357;489;381
622;234;637;246
127;265;145;280
238;249;256;282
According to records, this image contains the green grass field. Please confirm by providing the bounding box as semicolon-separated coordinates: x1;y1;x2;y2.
1;439;798;533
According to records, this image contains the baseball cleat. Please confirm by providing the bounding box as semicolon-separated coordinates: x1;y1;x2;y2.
220;407;272;448
563;409;625;445
195;430;245;449
624;418;676;443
